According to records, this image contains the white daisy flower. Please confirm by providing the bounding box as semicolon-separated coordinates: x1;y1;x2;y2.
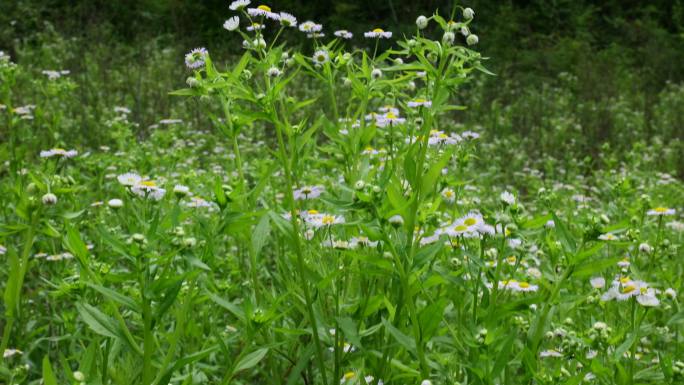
293;185;324;200
40;148;78;158
646;207;675;216
334;30;353;39
441;188;456;203
407;98;432;108
246;22;265;31
185;47;208;69
131;180;166;200
500;191;516;205
3;349;22;358
598;233;618;241
229;0;250;11
223;16;240;31
117;172;142;186
279;12;297;27
590;276;605;289
312;49;330;65
364;28;392;38
298;20;322;33
247;5;280;20
539;349;562;358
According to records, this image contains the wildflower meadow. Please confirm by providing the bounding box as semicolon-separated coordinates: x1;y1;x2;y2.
0;1;683;384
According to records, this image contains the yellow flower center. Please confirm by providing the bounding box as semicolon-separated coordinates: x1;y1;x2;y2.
620;277;630;284
54;148;65;151
307;209;319;215
444;191;454;198
640;287;648;294
464;218;477;226
654;207;669;213
414;98;426;103
518;282;530;289
257;5;271;12
622;285;636;294
454;224;468;231
372;28;384;33
386;112;397;120
140;180;156;187
364;146;374;152
344;372;356;380
322;215;335;225
507;256;516;263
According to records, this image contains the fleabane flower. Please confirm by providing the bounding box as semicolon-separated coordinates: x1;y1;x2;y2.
364;28;392;38
500;191;515;205
441;188;456;203
293;185;324;200
185;47;208;69
229;0;250;11
131;180;166;200
598;233;619;241
279;12;297;27
375;111;405;127
601;278;660;307
247;5;280;20
312;49;330;65
223;16;240;31
646;207;675;216
407;98;432;108
247;22;265;31
334;30;353;39
40;148;78;158
299;21;322;33
117;172;142;186
304;212;345;228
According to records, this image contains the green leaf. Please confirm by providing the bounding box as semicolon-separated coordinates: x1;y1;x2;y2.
551;212;577;255
206;291;245;322
76;303;124;341
335;316;362;349
382;318;416;352
85;282;140;313
252;213;271;256
612;332;637;362
42;356;58;385
233;348;269;373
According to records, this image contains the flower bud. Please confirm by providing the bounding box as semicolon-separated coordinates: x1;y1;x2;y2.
466;34;479;46
463;7;475;20
416;15;428;29
354;180;365;190
443;31;455;45
108;198;123;208
371;68;382;79
42;193;57;205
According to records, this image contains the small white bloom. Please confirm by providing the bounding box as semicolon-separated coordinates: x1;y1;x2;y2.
118;172;142;186
279;12;297;27
500;191;516;205
173;184;191;196
466;34;479;45
107;199;123;208
646;207;675;216
364;28;392;39
590;276;605;289
463;7;475;20
223;16;240;31
229;0;250;11
334;30;353;39
312;49;329;65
